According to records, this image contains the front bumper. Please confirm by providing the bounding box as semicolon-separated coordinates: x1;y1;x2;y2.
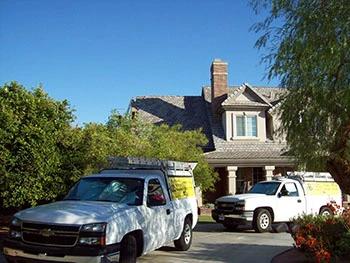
3;239;120;263
212;209;254;225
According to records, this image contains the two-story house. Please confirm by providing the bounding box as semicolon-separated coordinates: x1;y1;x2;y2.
130;59;294;202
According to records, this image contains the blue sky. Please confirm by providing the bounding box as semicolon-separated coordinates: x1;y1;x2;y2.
0;0;276;125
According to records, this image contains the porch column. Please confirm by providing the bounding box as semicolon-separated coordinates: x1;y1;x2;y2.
227;166;238;195
195;187;203;207
264;166;275;181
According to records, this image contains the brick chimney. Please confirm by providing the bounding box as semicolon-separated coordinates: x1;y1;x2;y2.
211;59;228;115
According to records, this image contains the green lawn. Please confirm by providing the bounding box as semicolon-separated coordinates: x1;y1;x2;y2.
198;215;215;223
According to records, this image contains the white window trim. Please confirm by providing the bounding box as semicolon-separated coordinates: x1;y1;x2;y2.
232;113;258;139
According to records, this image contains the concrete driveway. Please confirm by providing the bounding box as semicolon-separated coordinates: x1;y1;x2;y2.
139;223;293;263
1;223;293;263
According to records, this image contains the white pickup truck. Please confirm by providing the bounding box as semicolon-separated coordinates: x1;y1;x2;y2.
4;157;198;263
212;172;342;232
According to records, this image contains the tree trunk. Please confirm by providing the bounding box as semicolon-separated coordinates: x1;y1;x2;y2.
326;123;350;195
327;157;350;195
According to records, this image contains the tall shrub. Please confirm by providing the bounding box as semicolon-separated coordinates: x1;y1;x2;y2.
0;82;74;207
0;84;217;208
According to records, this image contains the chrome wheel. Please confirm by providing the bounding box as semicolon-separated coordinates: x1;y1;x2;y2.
320;207;333;217
321;210;331;216
259;213;270;229
184;224;191;244
174;218;192;250
254;209;272;233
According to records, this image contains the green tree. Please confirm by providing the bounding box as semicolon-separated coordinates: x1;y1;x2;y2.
104;112;218;191
0;82;75;207
0;83;217;208
252;1;350;192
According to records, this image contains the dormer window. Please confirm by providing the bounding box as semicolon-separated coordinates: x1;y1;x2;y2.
236;115;257;137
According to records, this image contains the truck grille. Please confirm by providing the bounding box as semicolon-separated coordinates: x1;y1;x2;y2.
22;222;80;247
217;202;235;211
217;202;244;214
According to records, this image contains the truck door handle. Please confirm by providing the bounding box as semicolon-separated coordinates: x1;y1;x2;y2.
166;209;171;215
297;199;302;203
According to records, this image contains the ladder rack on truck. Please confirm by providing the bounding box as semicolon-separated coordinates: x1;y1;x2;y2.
286;171;334;182
102;156;197;174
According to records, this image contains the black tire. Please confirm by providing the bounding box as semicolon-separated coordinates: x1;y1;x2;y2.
223;222;239;231
119;234;137;263
253;209;272;233
174;217;192;251
320;206;333;216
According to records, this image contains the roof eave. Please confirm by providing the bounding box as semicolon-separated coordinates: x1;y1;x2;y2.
204;157;295;167
222;105;271;111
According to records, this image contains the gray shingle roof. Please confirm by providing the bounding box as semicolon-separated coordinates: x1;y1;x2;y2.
131;85;292;164
131;96;214;149
202;85;287;104
205;141;289;160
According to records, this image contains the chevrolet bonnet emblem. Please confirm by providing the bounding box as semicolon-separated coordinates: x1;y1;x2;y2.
40;228;54;237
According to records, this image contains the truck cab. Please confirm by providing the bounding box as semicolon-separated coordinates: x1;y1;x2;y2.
4;157;198;263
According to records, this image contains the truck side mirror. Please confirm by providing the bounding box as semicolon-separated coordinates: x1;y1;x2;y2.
277;192;282;198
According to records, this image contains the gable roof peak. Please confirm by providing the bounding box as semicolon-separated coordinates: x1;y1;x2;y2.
243;83;272;107
221;83;272;107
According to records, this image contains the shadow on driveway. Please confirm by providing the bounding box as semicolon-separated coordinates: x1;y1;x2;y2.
140;243;291;263
194;222;259;233
138;223;293;263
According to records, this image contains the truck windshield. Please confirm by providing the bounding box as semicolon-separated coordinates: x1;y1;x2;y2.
64;177;144;205
248;182;281;195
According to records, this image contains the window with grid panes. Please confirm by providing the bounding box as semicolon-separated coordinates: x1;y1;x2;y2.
236;115;257;137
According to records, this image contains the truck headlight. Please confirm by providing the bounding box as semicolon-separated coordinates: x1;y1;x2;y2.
9;217;22;239
81;223;106;232
235;200;245;210
10;217;22;227
78;237;105;245
79;223;106;246
236;200;245;206
9;230;22;239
